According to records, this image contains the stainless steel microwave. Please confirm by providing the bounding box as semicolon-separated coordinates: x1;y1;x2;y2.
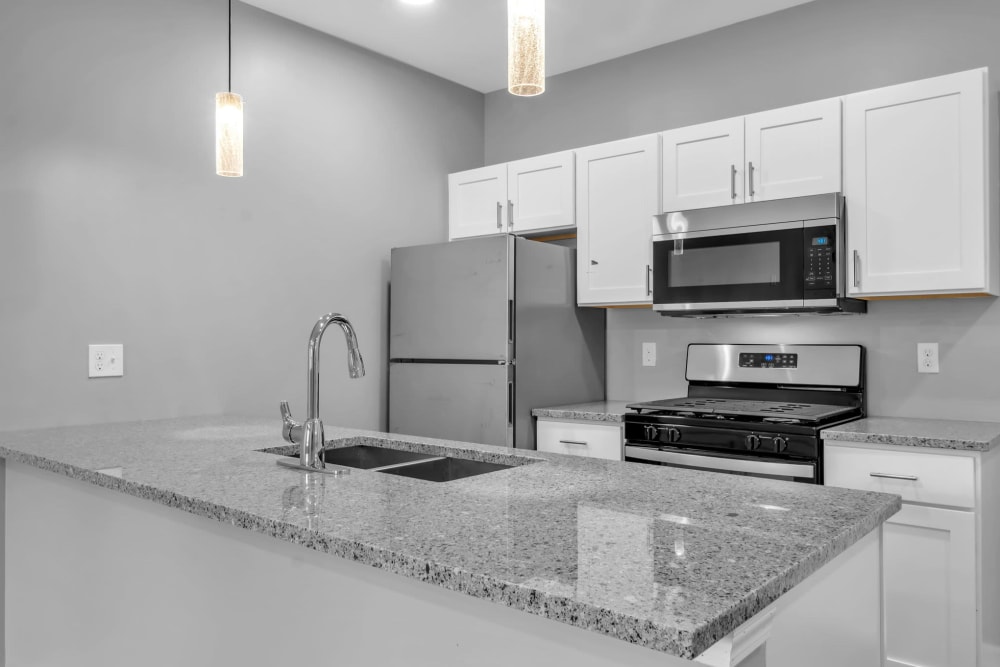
651;193;866;317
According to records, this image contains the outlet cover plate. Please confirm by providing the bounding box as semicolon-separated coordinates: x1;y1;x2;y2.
642;342;656;367
917;342;939;374
89;344;124;378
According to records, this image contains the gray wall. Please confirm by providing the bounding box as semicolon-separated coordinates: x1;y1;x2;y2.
0;0;483;431
484;0;1000;421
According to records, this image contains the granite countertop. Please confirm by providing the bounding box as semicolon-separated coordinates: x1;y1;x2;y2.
822;417;1000;452
532;400;635;423
0;416;899;660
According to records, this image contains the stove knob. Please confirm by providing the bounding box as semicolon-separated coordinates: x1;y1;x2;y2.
666;428;681;443
773;436;788;452
746;434;760;450
644;424;659;441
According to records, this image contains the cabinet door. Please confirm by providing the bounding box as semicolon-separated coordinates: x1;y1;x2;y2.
661;117;744;212
576;134;660;306
508;151;575;235
844;68;989;296
746;98;842;202
883;504;977;667
448;164;508;240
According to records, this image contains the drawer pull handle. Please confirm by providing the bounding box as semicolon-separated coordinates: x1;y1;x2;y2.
559;439;588;446
869;472;918;481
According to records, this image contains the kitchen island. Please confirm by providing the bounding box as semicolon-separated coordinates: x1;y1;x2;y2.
0;417;899;666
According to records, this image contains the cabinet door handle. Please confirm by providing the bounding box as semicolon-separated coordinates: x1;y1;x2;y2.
559;440;588;446
507;199;514;230
748;161;756;198
645;264;652;296
869;472;919;481
496;201;503;230
730;164;737;200
853;250;861;288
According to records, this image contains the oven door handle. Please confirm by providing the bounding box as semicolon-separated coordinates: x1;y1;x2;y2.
624;445;816;479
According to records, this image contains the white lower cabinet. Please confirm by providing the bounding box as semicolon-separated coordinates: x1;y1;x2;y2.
883;504;977;667
825;442;993;667
536;419;623;460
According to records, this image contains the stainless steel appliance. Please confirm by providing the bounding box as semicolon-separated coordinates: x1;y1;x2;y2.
624;344;865;483
389;236;606;449
651;193;866;317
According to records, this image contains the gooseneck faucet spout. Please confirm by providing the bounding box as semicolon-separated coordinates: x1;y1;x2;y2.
279;313;365;473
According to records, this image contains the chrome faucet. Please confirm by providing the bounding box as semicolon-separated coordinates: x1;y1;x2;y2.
278;313;365;473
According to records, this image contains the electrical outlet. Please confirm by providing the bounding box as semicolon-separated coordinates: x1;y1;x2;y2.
642;342;656;367
89;344;124;378
917;342;939;374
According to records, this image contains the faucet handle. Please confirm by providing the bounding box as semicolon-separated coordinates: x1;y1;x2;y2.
279;401;302;444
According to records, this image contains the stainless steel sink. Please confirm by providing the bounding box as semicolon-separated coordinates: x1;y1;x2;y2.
263;438;532;481
318;445;435;470
379;457;514;482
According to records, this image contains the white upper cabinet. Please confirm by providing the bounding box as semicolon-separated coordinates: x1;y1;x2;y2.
508;151;575;235
845;68;995;297
448;164;508;240
661;117;744;212
576;134;660;306
746;98;842;202
448;151;574;240
661;100;841;213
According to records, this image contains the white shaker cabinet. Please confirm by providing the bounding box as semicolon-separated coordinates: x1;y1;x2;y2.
745;98;842;203
508;152;575;235
825;442;998;667
844;68;996;297
448;151;575;240
448;164;508;240
576;134;660;306
660;100;841;213
661;117;744;212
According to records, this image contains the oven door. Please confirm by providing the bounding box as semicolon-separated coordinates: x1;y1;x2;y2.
625;444;819;483
652;221;805;312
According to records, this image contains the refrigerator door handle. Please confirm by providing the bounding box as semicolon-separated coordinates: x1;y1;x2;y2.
507;381;514;426
508;299;514;343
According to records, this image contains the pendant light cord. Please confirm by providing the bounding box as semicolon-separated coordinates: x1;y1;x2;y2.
227;0;232;92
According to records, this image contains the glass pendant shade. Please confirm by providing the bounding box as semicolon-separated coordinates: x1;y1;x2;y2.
215;91;244;177
508;0;545;96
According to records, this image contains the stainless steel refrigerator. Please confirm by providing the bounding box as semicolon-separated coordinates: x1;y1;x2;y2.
389;235;606;450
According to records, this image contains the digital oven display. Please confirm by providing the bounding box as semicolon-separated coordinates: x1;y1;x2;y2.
739;353;798;369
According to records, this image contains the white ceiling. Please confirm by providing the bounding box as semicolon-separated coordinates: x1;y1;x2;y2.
241;0;817;93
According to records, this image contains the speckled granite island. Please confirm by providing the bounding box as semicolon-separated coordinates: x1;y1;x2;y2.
0;417;900;667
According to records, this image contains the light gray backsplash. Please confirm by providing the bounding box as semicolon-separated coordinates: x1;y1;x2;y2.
0;0;483;431
485;0;1000;421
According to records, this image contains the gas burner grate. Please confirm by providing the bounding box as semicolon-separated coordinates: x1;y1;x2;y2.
627;397;854;423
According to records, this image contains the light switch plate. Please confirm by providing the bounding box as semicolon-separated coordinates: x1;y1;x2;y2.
89;344;124;378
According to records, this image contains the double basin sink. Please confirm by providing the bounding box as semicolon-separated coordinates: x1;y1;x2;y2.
270;440;527;482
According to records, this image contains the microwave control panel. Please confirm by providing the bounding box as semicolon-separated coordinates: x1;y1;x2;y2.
804;225;836;297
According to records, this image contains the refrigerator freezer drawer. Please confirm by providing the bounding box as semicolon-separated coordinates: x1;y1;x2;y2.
389;362;512;448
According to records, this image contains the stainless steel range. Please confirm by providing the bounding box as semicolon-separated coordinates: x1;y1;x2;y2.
624;344;865;484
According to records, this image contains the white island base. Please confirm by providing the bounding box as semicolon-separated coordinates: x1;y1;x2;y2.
3;461;882;667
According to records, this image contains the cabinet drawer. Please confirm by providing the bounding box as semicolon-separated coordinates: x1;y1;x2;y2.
824;443;975;509
537;420;622;460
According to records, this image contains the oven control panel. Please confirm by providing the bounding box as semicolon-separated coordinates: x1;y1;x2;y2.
738;352;798;369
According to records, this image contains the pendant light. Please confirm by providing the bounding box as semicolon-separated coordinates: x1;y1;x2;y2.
216;0;244;177
507;0;545;96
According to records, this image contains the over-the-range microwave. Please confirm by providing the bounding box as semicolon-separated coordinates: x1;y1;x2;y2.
651;193;866;317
